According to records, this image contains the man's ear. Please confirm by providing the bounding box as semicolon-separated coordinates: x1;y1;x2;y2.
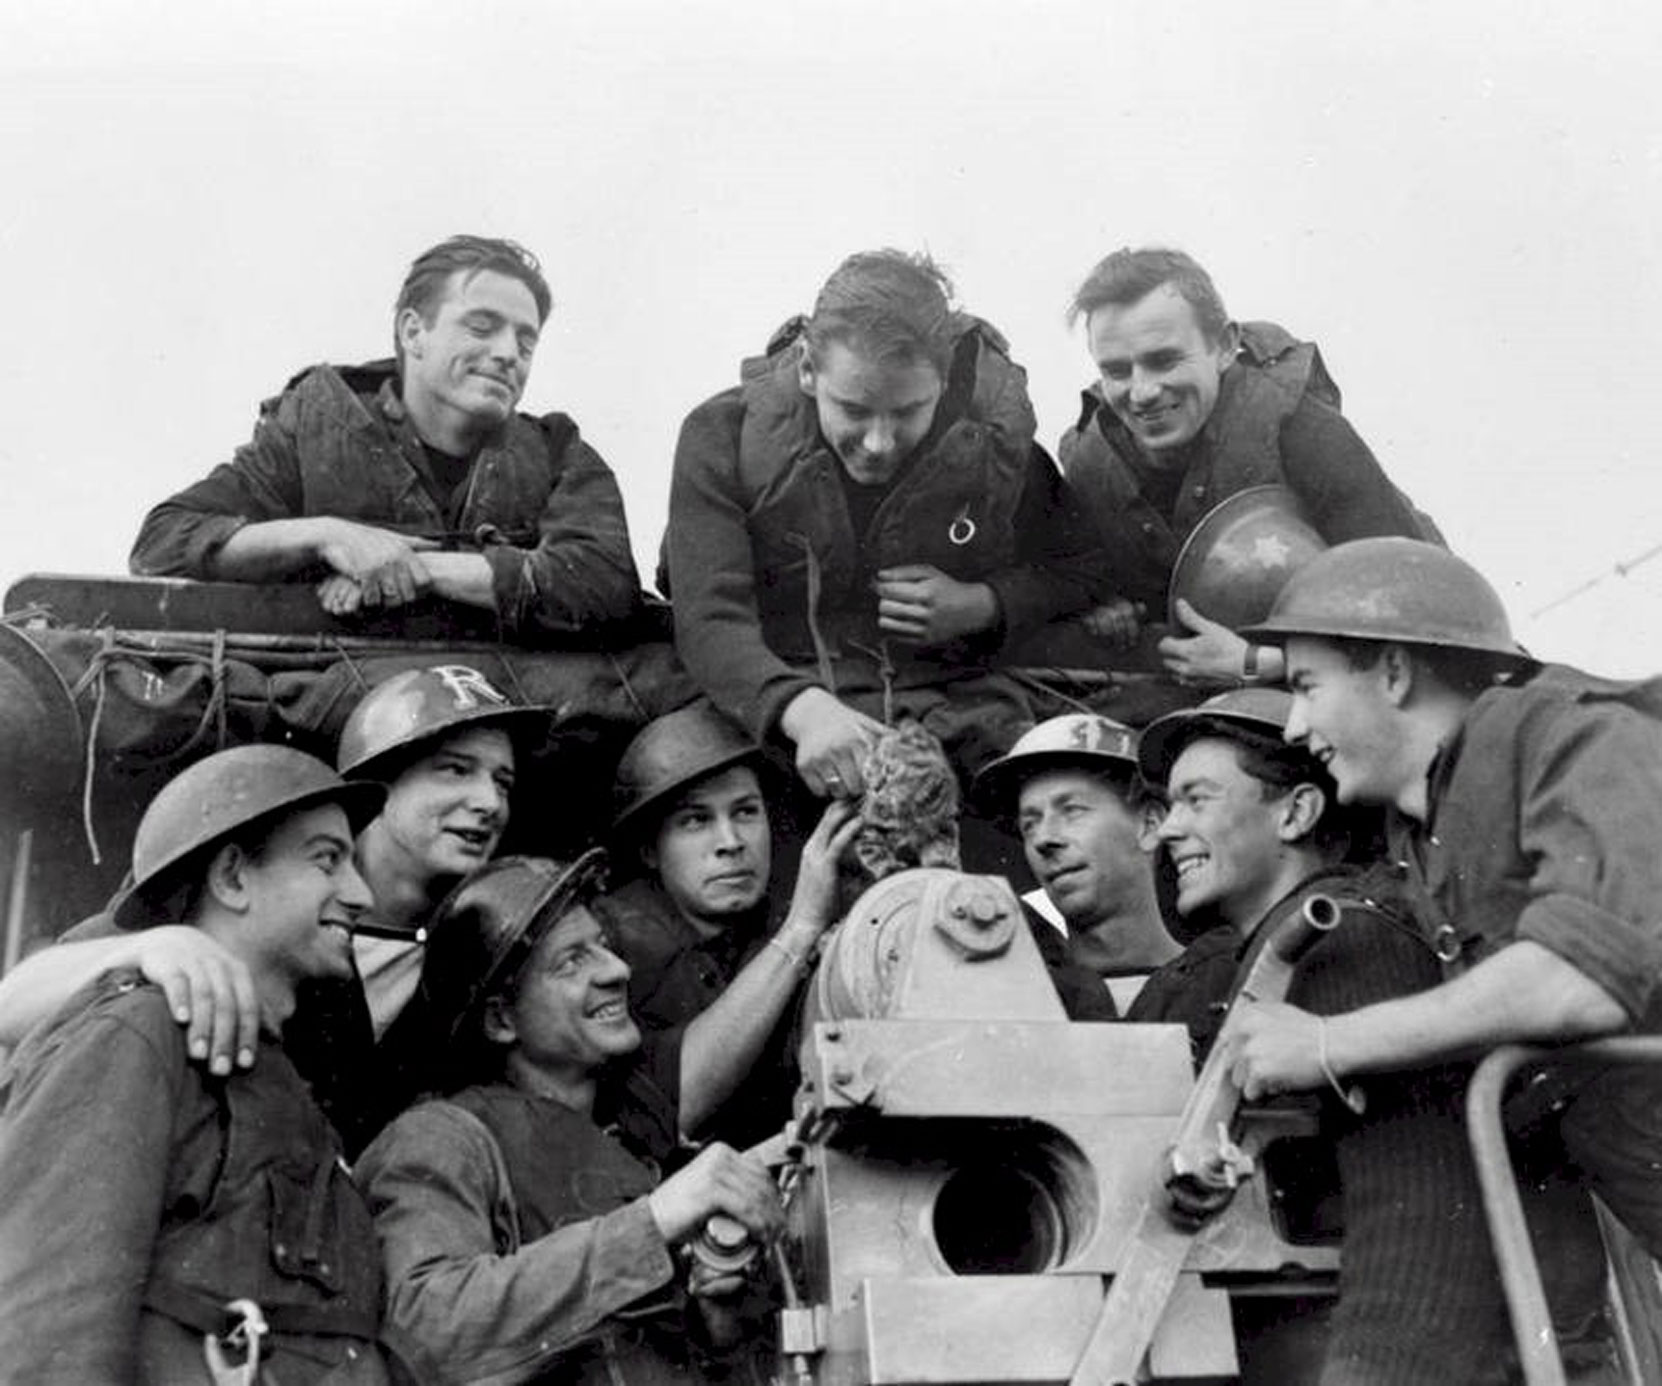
204;842;253;913
481;994;517;1048
396;306;428;361
1380;643;1416;708
1214;319;1242;366
1137;800;1166;854
796;338;817;397
1279;782;1325;844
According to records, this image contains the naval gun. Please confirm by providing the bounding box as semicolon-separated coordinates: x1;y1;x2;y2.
774;866;1339;1386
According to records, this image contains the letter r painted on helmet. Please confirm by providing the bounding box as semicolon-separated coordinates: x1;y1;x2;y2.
431;665;511;712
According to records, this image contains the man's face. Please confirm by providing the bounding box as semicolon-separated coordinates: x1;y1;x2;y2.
1157;738;1292;928
645;765;771;934
1284;637;1403;806
244;802;374;985
1085;284;1235;457
798;339;944;487
399;269;542;433
379;726;515;889
500;904;640;1080
1017;767;1147;930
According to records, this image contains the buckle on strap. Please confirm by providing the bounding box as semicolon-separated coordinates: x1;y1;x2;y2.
204;1298;268;1386
1432;924;1462;965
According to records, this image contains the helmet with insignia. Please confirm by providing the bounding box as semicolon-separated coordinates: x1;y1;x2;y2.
972;714;1140;817
336;664;551;783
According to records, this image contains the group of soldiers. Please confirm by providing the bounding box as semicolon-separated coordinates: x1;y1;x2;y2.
0;233;1657;1385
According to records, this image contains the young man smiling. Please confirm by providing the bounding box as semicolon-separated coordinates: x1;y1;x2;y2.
131;234;640;636
0;662;550;1153
358;852;783;1386
0;746;394;1383
1126;688;1612;1385
1060;247;1433;686
1232;537;1662;1266
663;249;1104;799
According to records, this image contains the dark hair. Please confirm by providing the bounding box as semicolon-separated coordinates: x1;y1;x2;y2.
1187;724;1357;860
804;249;958;378
393;235;552;362
1068;246;1230;343
136;821;274;928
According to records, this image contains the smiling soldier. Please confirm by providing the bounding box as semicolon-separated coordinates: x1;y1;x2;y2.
1231;538;1662;1272
0;746;396;1383
1133;682;1620;1383
662;249;1104;799
1060;247;1434;687
0;663;552;1154
358;853;784;1386
130;235;640;635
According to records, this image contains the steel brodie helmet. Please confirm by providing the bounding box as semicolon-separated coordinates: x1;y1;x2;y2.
336;665;551;782
419;850;611;1048
972;714;1140;815
1138;687;1295;785
611;702;764;836
115;744;385;929
1167;485;1327;630
1243;538;1529;661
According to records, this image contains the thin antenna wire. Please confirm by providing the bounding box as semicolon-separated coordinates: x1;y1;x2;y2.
1529;540;1662;620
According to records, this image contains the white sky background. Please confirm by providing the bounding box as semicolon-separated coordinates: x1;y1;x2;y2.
2;0;1660;676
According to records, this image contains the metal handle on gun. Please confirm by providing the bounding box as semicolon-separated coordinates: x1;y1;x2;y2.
1165;892;1341;1190
1066;893;1346;1386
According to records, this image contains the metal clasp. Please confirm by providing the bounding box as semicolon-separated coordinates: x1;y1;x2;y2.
204;1298;268;1386
1432;924;1462;964
947;510;976;546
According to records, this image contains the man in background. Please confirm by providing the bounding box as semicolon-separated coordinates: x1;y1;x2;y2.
974;712;1178;1010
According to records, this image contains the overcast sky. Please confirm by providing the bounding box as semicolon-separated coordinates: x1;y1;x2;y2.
3;0;1660;675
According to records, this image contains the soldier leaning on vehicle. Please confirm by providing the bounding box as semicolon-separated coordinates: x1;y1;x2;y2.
661;248;1106;802
1061;246;1438;688
1227;539;1662;1261
1132;688;1617;1384
130;234;642;638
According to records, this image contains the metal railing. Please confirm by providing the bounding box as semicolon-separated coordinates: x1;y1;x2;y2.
1466;1038;1662;1386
